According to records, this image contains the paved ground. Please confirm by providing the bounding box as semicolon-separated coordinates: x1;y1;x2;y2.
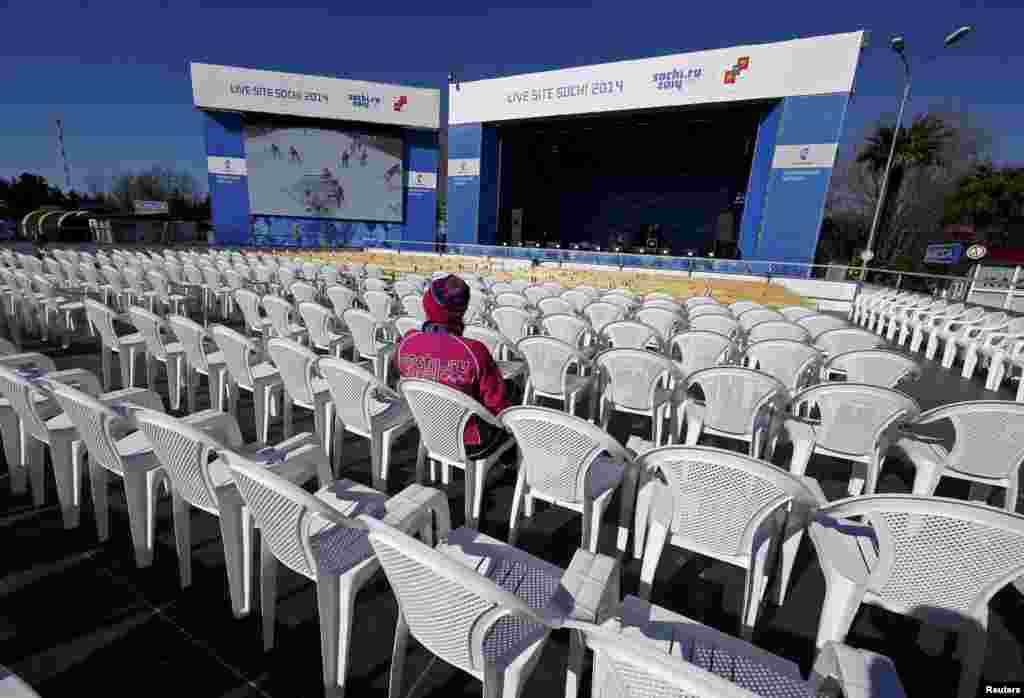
1;310;1023;698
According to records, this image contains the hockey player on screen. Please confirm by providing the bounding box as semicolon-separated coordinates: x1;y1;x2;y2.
289;146;302;163
384;163;401;185
270;143;282;159
341;151;350;168
360;150;368;167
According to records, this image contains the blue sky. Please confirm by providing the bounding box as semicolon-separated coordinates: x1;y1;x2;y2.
1;0;1019;194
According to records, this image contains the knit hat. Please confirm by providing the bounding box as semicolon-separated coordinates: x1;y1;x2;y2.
422;274;470;332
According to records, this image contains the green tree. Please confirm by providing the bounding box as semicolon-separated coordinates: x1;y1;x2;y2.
944;165;1024;247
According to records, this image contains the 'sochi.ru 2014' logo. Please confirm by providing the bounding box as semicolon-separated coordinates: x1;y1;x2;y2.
349;94;382;109
724;56;751;84
652;67;702;91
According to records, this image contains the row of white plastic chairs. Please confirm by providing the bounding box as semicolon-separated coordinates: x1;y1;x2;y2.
1;330;1020;698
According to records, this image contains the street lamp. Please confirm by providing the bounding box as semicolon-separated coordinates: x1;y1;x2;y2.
859;25;973;276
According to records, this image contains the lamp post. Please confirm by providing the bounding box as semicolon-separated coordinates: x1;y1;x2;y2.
859;26;973;277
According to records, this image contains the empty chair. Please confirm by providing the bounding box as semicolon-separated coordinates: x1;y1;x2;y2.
962;316;1024;385
134;408;331;618
168;315;228;413
50;383;166;567
729;300;762;316
632;445;824;637
796;313;848;340
538;296;573;316
400;378;514;527
746;320;811;344
737;308;785;332
235;288;273;347
602;294;636;314
669;330;736;378
743;339;823;392
211;324;285;444
921;306;987;361
393;316;420;337
326;285;358;322
688;313;739;339
299;301;354;359
561;288;592;313
490;281;516;296
362;289;393;322
392;280;420;299
319;357;418;490
263;294;308;344
129;306;185;410
266;338;335;463
634;306;683;344
518;335;596;418
541;313;595;353
491;305;536;345
462;324;528;385
85;298;146;390
780;305;818;322
640;298;683;316
225;453;449;698
523;285;554;306
908;302;966;353
685;295;721;310
880;295;937;340
343;308;395;380
595;348;681;446
502;406;636;553
823;349;920;388
201;266;233;319
600;320;662;352
809;495;1024;698
680;366;789;458
147;271;188;316
771;383;920;496
495;292;530;310
290;281;318;304
583;301;625;334
362;278;388;294
688;303;731;320
577;595;904;698
940;311;1009;370
814;327;883;358
399;294;426;321
896;298;950;345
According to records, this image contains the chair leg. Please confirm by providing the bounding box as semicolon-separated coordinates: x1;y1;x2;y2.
100;345;112;392
217;495;254;618
508;469;527;546
388;613;411;698
316;572;360;698
88;457;110;542
0;407;24;494
956;622;988;698
369;431;385;492
637;521;668;600
118;348;133;389
472;460;488;525
168;356;182;411
254;387;268;445
49;434;82;529
260;541;278;651
187;367;198;413
414;440;427;485
464;461;476;528
379;430;396;491
122;467;155;567
171;488;193;588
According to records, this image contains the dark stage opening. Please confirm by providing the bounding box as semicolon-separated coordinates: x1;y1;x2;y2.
495;101;769;256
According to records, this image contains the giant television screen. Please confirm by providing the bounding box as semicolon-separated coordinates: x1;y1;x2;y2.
243;121;404;222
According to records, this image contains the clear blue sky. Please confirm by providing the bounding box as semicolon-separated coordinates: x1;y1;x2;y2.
1;0;1019;195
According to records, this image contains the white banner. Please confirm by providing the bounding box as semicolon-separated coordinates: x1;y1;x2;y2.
207;156;248;176
771;143;839;169
192;63;440;130
448;158;481;177
449;32;863;125
407;171;437;189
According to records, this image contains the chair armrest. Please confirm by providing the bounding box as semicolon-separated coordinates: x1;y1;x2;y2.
184;409;245;449
47;369;102;398
809;642;906;698
0;353;57;372
99;388;165;413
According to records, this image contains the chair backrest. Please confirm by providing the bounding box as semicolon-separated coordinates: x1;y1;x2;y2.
80;262;100;285
491;306;535;344
688;314;739;338
262;294;297;337
642;298;684;315
326;285;357;319
169;314;213;373
129;306;172;361
523;285;554;306
463;325;515;363
400;294;426;320
278;266;296;288
729;300;762;316
490;282;516;296
634;307;683;342
502;406;632;503
561;289;591;313
224;268;245;291
363;278;388;294
201;266;221;288
211;324;259;389
495;292;529;310
737;309;785;332
638;445;822;558
363;290;393;321
183;264;204;286
538;296;573;317
742;340;822;393
297;302;336;348
796;314;849;339
814;328;883;357
596;348;678;411
319;356;395;434
400;378;496;463
101;265;125;292
584;302;625;333
234;288;264;333
780;306;817;322
791;384;920;457
914;401;1024;482
146;271;173;300
50;382;143;474
823;350;920;389
603;294;636;312
601;320;661;351
815;495;1024;623
685;367;788;436
0;366;54;442
290;282;317;304
541;313;592;349
745;321;811;344
670;331;736;377
85;298;121;349
267;338;319;406
689;304;731;320
134;408;230;514
343;308;385;359
517;336;587;396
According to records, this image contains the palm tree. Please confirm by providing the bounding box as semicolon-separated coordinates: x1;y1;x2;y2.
857;114;953;252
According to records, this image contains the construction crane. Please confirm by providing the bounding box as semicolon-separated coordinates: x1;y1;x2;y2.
55;119;72;193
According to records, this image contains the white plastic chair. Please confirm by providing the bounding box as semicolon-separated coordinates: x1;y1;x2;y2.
463;325;529;386
729;300;763;316
211;324;285;444
601;320;663;352
169;314;228;413
538;296;574;317
50;382;166;567
908;302;966;353
632;445;825;638
491;305;537;345
266;338;335;462
85;298;146;390
135;408;332;618
737;308;785;333
583;301;626;334
689;304;731;320
813;328;883;359
809;495;1024;698
940;311;1009;370
517;335;596;418
743;339;822;393
680;367;789;458
634;307;683;345
770;383;920;496
502;405;636;554
540;313;596;356
291;281;318;304
746;320;811;345
781;305;818;323
669;330;737;378
561;289;592;314
595;348;681;446
263;294;308;344
963;317;1024;386
362;289;394;322
342;308;395;381
923;306;987;361
895;298;949;346
399;378;514;527
822;350;920;388
578;595;905;698
399;294;426;321
299;301;354;359
129;306;185;410
326;285;358;324
688;313;740;339
226;454;450;698
796;314;849;340
234;288;273;347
